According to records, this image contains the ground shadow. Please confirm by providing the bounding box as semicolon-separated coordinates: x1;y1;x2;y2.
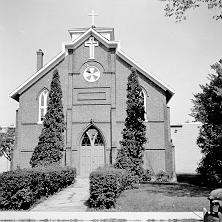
140;183;211;197
139;173;214;198
177;174;203;186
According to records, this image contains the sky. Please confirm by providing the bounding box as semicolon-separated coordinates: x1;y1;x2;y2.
0;0;222;126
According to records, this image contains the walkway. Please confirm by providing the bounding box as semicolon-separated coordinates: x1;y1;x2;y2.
31;177;89;212
0;177;206;220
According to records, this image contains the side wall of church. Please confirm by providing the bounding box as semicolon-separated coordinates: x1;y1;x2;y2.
12;58;69;169
115;56;172;174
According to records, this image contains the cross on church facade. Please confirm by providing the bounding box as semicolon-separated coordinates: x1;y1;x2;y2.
85;37;98;59
88;10;98;27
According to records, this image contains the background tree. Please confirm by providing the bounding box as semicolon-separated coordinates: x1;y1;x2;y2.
161;0;222;21
114;67;147;179
0;127;15;161
30;70;65;167
191;60;222;186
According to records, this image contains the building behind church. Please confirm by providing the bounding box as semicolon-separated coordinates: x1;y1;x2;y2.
171;122;202;174
10;26;175;177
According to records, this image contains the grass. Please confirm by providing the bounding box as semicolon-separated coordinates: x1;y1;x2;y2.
114;182;211;212
87;174;213;212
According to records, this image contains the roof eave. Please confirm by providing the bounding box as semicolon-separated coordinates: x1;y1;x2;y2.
116;49;175;101
10;27;175;103
64;28;119;50
9;51;66;101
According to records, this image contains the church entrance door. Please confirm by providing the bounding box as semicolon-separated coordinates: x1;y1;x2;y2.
80;127;105;177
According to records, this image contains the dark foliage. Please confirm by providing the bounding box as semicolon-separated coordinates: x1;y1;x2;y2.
114;67;147;180
87;166;127;209
0;165;76;210
191;60;222;186
140;169;153;183
30;70;65;167
155;170;170;182
0;127;15;161
162;0;222;21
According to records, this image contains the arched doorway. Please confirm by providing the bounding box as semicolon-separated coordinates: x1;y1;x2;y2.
80;126;105;177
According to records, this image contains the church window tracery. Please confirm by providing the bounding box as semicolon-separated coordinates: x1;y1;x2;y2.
38;89;48;124
81;133;91;146
141;88;148;122
94;133;104;146
83;66;100;82
81;126;104;146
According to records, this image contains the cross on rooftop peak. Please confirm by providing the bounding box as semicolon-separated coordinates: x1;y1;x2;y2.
85;37;98;59
88;10;98;28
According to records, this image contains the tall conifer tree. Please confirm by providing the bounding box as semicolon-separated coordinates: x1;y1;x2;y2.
191;60;222;186
114;67;147;178
30;70;65;167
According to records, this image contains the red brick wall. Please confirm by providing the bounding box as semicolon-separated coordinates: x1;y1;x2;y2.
13;35;173;175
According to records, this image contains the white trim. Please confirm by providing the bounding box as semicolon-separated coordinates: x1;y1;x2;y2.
38;89;48;124
85;37;99;59
63;28;119;51
141;88;148;122
68;27;114;34
9;51;65;99
10;28;118;100
10;27;174;101
116;49;175;96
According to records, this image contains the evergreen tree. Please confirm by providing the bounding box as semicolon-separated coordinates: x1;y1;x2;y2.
30;70;65;167
114;67;147;178
191;60;222;186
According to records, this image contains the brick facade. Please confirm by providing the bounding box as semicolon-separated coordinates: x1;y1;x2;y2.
10;27;175;176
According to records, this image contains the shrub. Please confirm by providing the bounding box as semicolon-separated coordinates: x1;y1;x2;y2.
88;166;127;209
155;170;170;182
0;165;76;210
139;169;153;183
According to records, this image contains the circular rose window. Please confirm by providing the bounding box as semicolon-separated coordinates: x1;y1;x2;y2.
83;66;100;82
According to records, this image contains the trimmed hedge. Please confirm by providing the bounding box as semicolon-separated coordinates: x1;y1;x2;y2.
88;166;127;209
0;165;76;210
140;169;153;183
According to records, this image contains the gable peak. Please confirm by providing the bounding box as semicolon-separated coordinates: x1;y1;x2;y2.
68;27;115;42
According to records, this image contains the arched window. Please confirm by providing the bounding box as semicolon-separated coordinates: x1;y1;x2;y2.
141;88;148;122
81;126;104;147
81;132;91;146
94;133;104;146
38;89;48;124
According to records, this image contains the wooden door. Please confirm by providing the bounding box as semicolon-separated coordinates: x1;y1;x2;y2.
80;127;105;177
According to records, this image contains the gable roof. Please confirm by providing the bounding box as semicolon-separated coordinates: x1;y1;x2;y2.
10;27;174;102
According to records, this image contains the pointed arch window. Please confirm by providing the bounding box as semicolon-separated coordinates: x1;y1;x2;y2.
141;88;148;122
38;89;49;124
94;133;104;146
81;132;91;146
81;126;105;147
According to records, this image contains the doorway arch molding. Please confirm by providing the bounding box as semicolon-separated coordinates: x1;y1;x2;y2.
77;121;107;176
77;121;107;149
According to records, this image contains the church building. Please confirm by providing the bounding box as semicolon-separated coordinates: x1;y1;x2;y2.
10;21;175;177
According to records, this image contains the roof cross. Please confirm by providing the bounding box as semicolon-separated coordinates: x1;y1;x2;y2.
88;10;98;27
85;37;98;59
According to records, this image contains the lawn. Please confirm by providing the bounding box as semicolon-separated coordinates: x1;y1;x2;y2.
87;180;212;212
113;182;211;212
